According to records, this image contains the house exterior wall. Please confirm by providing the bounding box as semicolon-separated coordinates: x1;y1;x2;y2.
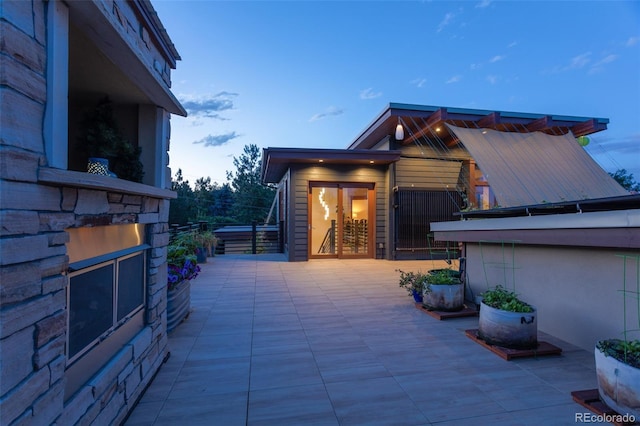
287;164;389;261
432;209;640;351
464;243;639;352
1;1;177;424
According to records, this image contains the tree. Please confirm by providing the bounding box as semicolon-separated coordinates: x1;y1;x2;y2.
609;169;640;192
226;144;276;223
211;183;234;218
169;169;197;225
193;177;215;219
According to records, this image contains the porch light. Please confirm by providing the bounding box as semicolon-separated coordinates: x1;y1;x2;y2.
395;119;404;141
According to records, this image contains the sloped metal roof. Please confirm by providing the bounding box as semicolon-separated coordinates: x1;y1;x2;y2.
447;124;628;207
348;103;608;150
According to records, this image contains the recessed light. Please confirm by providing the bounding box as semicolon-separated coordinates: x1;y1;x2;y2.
318;159;324;163
369;160;374;164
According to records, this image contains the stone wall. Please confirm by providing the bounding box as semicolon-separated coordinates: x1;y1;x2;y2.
1;1;173;424
0;182;172;425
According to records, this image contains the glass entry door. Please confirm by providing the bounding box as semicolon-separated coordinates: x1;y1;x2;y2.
309;183;374;258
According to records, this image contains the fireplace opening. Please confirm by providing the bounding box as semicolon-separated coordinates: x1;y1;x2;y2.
65;224;148;399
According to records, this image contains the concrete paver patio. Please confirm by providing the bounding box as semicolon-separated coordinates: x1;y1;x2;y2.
124;254;606;425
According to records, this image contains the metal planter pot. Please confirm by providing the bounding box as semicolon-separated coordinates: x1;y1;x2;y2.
422;283;464;312
167;279;191;333
595;347;640;420
478;302;537;349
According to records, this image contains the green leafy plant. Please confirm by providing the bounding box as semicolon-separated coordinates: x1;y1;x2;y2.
427;269;461;285
167;244;199;290
396;269;429;297
167;230;202;290
482;285;533;313
194;231;218;252
423;268;462;294
596;339;640;369
597;254;640;369
80;97;144;182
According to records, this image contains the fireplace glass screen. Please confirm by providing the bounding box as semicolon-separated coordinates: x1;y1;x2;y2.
67;249;146;363
68;263;114;359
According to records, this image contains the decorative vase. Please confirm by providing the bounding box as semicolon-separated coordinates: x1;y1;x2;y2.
423;283;464;312
478;302;537;349
87;157;117;178
167;279;191;332
595;347;640;419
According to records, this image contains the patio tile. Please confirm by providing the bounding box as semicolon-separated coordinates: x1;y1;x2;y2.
324;376;430;425
186;330;253;360
126;256;606;426
123;401;163;426
249;351;323;391
167;356;250;399
251;329;311;355
247;383;338;425
153;392;248;426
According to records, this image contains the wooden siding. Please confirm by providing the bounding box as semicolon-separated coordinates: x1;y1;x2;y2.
395;157;463;189
399;143;470;161
289;164;388;261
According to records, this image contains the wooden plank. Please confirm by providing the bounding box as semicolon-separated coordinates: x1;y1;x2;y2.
571;389;638;426
415;303;478;320
465;329;562;361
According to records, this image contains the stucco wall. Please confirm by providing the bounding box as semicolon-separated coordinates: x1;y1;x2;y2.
464;243;640;351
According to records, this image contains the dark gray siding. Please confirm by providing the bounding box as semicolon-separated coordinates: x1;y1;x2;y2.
289;164;388;261
395;157;463;189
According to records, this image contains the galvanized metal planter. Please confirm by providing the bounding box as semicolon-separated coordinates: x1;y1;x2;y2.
167;279;191;333
422;283;464;312
595;347;640;419
478;302;537;349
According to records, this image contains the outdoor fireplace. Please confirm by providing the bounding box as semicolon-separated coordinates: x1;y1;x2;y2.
65;224;149;398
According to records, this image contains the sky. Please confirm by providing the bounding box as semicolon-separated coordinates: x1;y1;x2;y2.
153;0;640;187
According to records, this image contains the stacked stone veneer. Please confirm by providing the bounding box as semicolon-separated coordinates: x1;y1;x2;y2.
1;186;172;425
1;1;173;424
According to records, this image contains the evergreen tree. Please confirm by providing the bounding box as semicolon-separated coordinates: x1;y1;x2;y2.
226;144;276;223
169;169;197;225
609;169;640;192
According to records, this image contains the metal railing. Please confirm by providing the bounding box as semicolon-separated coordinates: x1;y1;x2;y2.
170;221;282;255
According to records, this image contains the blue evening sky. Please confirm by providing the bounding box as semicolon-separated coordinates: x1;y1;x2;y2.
153;0;640;187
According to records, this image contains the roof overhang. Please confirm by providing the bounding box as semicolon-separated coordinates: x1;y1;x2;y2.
262;148;401;183
348;103;609;150
68;0;186;116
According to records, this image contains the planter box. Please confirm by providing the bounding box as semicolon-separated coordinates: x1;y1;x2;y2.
595;347;640;419
478;302;537;349
422;283;464;312
167;279;191;333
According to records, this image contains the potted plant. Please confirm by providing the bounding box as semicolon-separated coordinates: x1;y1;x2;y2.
477;285;537;349
79;97;144;182
397;269;429;303
594;255;640;419
422;268;464;312
194;230;218;263
166;234;201;332
594;339;640;419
